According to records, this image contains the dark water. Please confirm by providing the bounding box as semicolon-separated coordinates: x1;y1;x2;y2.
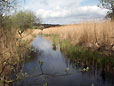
15;35;114;86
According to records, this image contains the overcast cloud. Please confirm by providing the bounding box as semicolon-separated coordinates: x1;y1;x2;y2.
21;0;108;24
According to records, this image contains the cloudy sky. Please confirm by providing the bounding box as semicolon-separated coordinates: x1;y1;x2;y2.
19;0;108;24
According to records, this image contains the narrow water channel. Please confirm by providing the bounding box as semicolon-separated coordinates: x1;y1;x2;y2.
15;35;114;86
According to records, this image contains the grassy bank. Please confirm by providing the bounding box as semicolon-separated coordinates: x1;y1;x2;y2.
43;21;114;52
42;21;114;74
22;29;42;42
44;34;114;74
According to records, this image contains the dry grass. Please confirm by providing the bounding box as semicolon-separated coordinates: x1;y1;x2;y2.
0;28;19;75
43;21;114;50
0;28;41;76
22;29;41;43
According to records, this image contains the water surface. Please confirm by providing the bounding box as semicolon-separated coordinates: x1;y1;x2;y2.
15;35;114;86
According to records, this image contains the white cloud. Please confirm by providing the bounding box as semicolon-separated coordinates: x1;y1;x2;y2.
22;0;108;24
36;9;69;18
74;6;108;16
36;6;108;18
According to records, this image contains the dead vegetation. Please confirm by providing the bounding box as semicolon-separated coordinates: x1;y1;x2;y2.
43;21;114;53
0;28;41;76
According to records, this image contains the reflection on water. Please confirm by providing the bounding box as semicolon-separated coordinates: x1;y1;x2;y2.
15;35;114;86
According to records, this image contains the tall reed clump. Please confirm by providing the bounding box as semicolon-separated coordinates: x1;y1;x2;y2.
43;21;114;52
0;27;32;77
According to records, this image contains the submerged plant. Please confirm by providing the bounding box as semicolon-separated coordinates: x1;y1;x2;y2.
81;67;89;72
91;83;94;86
38;60;44;66
43;81;48;86
65;67;70;73
52;43;56;50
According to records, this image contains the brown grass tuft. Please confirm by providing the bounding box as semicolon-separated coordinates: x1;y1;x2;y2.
43;21;114;50
0;28;41;76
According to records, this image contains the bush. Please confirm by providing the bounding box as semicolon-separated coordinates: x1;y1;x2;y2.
10;10;40;30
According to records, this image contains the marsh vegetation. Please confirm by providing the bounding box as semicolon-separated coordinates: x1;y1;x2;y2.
42;21;114;75
0;0;114;86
